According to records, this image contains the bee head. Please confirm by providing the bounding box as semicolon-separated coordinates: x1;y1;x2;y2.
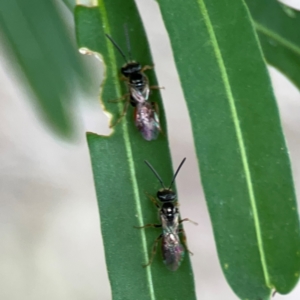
157;189;176;202
145;158;186;204
121;62;141;77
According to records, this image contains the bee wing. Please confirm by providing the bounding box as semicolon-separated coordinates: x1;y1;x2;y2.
162;237;184;271
135;103;160;141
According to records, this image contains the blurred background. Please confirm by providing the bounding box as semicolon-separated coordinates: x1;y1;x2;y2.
0;0;299;299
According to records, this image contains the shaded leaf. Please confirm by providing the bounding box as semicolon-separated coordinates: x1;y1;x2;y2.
246;0;300;91
0;0;90;137
157;0;300;298
61;0;75;11
75;3;196;300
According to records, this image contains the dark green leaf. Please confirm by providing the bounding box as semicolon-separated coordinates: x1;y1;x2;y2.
157;0;300;298
75;4;196;300
246;0;300;91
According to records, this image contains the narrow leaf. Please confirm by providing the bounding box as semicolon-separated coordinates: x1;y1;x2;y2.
75;3;196;299
157;0;300;298
0;0;89;136
62;0;75;11
246;0;300;91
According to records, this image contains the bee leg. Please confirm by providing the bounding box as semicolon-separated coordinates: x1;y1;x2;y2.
179;218;198;226
144;191;160;208
141;65;154;72
108;93;130;103
178;229;193;255
109;100;130;128
119;75;128;81
134;224;162;229
150;85;165;90
143;234;163;268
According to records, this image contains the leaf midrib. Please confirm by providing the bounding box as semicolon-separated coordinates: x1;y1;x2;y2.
97;1;156;299
254;21;300;57
197;0;271;287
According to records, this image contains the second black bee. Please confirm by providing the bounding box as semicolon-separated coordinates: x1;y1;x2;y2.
135;158;197;271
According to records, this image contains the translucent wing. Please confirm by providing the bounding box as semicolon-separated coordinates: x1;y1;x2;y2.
135;102;160;141
162;237;185;271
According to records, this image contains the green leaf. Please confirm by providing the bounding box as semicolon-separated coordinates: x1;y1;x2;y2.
156;0;300;299
0;0;90;137
61;0;75;11
75;4;196;300
245;0;300;91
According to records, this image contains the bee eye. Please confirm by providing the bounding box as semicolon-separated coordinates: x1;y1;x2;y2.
121;67;130;76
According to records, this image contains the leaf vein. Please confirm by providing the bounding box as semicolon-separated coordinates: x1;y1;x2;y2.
98;1;156;298
254;21;300;57
197;0;271;287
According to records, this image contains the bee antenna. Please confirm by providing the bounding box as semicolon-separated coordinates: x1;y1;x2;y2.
124;23;133;61
105;34;128;63
168;158;186;189
144;160;166;189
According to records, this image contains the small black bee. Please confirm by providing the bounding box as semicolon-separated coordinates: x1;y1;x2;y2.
105;26;161;141
135;158;197;271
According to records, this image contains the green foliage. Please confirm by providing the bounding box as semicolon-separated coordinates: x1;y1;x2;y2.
75;3;196;300
246;0;300;91
75;0;300;299
62;0;75;11
0;0;91;137
3;0;299;297
157;0;300;298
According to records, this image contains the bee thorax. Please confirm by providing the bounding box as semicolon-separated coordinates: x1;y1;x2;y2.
168;233;177;243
